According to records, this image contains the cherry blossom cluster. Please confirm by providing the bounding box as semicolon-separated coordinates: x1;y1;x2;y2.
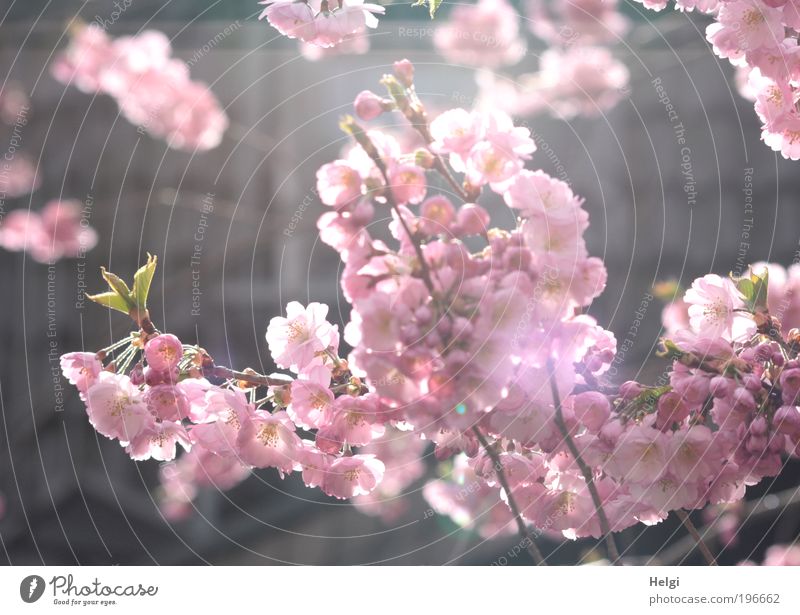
61;294;394;518
60;63;800;562
0;200;97;263
421;268;800;545
51;25;228;151
631;0;800;160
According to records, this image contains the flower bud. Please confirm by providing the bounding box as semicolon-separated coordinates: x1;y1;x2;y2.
709;375;733;398
393;59;415;87
780;368;800;404
354;90;389;121
774;405;800;435
619;380;643;400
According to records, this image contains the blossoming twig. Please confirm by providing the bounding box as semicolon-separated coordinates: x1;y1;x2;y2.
471;425;547;566
548;359;621;565
674;509;717;566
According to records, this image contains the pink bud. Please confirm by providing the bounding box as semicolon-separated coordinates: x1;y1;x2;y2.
455;203;490;236
393;59;415;87
145;333;183;372
354;90;388;121
774;405;800;435
731;388;756;414
619;381;643;400
749;416;768;436
709;375;732;398
780;368;800;404
743;374;763;393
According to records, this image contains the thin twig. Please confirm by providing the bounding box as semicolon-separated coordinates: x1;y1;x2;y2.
547;359;622;565
431;155;471;202
203;365;293;388
658;487;800;564
364;138;439;297
471;426;547;566
675;509;717;566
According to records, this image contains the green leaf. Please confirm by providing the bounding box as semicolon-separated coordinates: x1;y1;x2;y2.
100;267;133;303
86;291;131;314
412;0;443;18
132;253;157;310
750;267;769;313
733;268;769;313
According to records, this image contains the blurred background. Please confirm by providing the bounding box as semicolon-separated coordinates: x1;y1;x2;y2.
1;0;799;565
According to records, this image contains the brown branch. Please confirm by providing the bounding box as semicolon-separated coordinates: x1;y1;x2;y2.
675;509;717;566
547;359;622;565
657;488;800;565
471;426;547;566
360;133;439;298
203;365;293;388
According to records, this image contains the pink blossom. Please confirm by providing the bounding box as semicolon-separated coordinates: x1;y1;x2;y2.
295;440;333;488
316;160;363;208
85;373;151;443
145;385;190;422
189;388;252;458
125;420;191;461
145;334;183;372
266;301;338;372
328;393;385;446
572;391;611;433
706;1;786;62
323;454;385;499
259;0;384;49
762;544;800;565
429;108;481;159
389;164;427;205
527;0;630;45
434;0;526;69
52;26;228;150
288;365;334;429
50;24;114;92
0;200;97;263
419;195;456;236
0;156;40;198
684;274;756;340
605;424;669;483
237;410;302;473
455;203;491;236
60;352;102;395
259;1;318;41
504;170;584;223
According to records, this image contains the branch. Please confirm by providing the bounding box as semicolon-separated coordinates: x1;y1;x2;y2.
657;487;800;565
471;426;548;566
675;509;717;566
547;359;622;565
203;365;293;388
361;132;439;298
